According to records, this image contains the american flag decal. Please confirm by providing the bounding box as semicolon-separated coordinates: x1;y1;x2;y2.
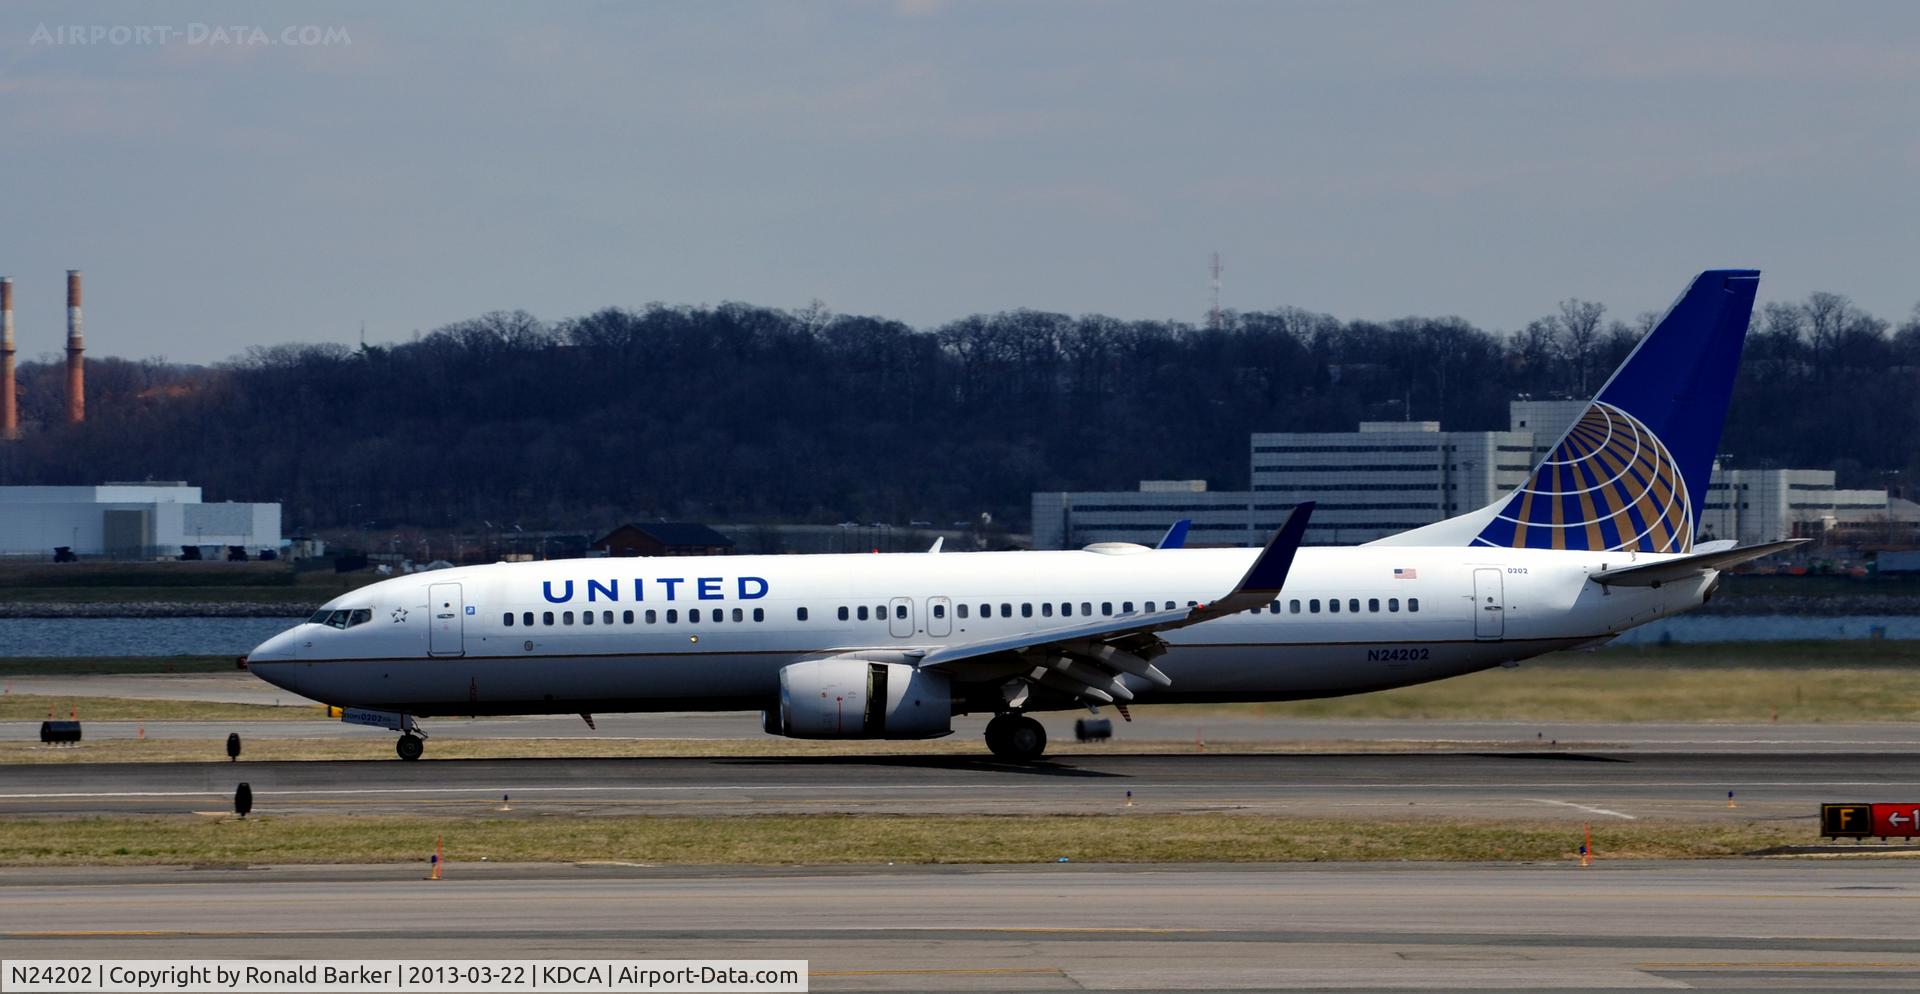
1393;568;1418;579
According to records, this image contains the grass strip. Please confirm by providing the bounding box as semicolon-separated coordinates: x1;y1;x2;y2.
0;695;322;722
0;656;238;677
1147;664;1920;722
0;814;1807;866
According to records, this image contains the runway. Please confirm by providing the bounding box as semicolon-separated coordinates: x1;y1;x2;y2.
4;861;1920;990
0;751;1913;820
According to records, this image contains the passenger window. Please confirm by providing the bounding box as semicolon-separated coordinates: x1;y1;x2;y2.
582;611;594;626
1269;600;1280;613
1349;598;1360;613
1368;598;1380;613
1388;598;1399;612
1022;603;1033;618
543;611;555;626
1309;599;1320;614
666;609;678;623
523;611;534;627
691;609;703;623
1059;602;1071;617
503;613;514;627
895;604;907;620
732;608;744;622
603;610;614;625
563;611;574;625
1165;601;1175;610
838;606;849;621
1329;599;1340;614
1409;598;1420;612
1102;602;1113;616
623;610;634;624
1290;599;1301;614
1122;601;1134;613
933;604;946;619
645;609;657;623
753;608;764;622
798;607;810;622
1081;602;1092;616
1041;603;1053;617
957;604;968;619
857;606;869;621
1001;604;1013;618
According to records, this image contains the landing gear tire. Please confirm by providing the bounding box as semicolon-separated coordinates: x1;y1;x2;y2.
985;714;1047;761
396;734;425;761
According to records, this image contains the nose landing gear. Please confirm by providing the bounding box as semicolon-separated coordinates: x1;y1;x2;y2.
396;733;426;761
984;713;1047;761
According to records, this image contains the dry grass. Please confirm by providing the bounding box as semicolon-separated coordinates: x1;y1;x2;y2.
0;813;1807;866
0;695;323;722
1146;665;1920;723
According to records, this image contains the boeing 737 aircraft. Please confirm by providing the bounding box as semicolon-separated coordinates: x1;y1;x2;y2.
249;269;1791;761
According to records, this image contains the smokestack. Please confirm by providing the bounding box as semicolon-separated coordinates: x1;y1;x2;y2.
1;277;15;439
65;269;84;424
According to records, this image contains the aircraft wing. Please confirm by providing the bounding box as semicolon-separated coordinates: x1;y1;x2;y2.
1588;538;1806;587
917;504;1313;706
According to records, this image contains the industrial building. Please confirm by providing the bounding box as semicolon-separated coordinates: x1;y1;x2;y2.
0;483;281;560
1032;400;1900;549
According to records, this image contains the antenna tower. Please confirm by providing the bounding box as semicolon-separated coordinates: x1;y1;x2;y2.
1208;252;1223;330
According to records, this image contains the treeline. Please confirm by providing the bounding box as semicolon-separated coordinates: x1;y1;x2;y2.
0;292;1915;533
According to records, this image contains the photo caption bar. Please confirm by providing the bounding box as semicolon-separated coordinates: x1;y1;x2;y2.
0;960;806;993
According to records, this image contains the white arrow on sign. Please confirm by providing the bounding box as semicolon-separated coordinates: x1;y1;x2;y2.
1891;811;1912;827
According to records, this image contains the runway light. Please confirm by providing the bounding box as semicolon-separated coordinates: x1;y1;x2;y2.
234;782;252;819
227;732;242;762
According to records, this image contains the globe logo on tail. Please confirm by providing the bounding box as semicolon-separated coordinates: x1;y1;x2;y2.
1474;401;1692;553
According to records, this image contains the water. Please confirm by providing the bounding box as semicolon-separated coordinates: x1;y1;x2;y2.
0;613;1912;657
1605;614;1917;644
0;617;300;657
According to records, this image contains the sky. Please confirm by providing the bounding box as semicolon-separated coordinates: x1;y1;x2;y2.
1;1;1916;364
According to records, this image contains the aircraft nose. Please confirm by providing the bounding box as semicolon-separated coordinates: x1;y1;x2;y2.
247;624;303;663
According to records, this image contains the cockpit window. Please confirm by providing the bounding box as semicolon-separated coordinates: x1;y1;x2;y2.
317;608;373;629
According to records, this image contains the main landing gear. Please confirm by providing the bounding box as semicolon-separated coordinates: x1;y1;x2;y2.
985;713;1047;762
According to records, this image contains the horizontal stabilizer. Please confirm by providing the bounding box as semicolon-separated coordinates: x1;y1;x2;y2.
1589;538;1805;587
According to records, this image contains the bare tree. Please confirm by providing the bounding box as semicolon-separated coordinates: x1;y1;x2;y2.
1555;299;1606;394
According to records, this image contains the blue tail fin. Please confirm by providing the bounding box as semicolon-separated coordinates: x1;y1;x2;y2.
1370;269;1759;552
1473;270;1759;552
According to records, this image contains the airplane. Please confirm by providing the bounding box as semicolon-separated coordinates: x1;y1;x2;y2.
249;269;1792;762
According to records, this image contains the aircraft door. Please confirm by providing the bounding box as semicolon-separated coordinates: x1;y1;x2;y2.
888;596;914;638
927;596;953;637
1472;568;1505;640
429;582;465;657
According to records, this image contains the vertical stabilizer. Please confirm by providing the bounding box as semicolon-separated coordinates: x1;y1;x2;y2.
1370;269;1759;552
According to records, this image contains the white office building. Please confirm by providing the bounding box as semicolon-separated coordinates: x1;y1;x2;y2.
0;483;282;559
1699;469;1892;547
1033;400;1884;549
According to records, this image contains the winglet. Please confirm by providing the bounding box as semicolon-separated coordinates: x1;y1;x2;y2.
1197;502;1313;618
1237;501;1313;594
1156;519;1192;550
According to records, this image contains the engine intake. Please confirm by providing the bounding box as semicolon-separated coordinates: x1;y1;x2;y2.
768;659;951;739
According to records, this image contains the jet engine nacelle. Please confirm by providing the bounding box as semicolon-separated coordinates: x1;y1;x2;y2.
768;659;951;739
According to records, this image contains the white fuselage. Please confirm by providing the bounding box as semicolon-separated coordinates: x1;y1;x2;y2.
247;544;1709;717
